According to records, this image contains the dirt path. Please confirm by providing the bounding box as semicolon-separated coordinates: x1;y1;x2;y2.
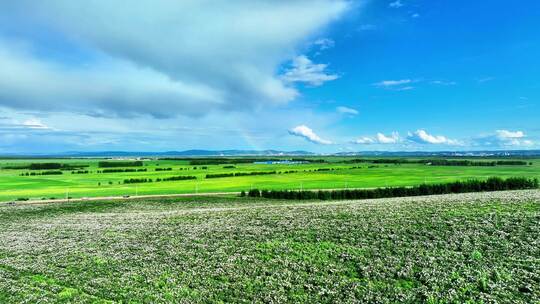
0;187;373;206
0;191;240;206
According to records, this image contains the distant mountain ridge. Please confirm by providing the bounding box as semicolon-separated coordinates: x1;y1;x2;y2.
2;149;540;158
55;150;316;157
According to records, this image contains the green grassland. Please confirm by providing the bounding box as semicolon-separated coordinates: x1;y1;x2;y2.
1;191;539;302
1;157;539;201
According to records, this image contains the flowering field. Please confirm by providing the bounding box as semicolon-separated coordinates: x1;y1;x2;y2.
1;190;539;303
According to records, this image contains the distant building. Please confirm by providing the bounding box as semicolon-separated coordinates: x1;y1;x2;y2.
253;160;308;165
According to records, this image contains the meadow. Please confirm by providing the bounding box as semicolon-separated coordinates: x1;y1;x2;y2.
0;190;538;302
1;157;539;201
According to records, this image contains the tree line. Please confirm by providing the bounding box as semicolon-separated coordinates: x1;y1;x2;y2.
5;163;88;170
245;177;538;200
98;161;143;168
99;168;147;173
158;175;196;182
21;171;63;176
342;158;531;166
176;158;326;165
123;178;153;184
124;175;197;184
71;170;89;174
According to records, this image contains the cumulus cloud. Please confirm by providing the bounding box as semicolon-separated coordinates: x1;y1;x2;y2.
377;132;400;144
353;136;375;144
288;125;332;145
474;130;534;147
496;130;524;139
0;0;348;118
282;55;339;86
353;132;399;144
337;106;359;115
407;130;460;145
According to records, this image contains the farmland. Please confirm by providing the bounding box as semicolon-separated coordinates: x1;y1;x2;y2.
1;157;539;201
1;190;539;302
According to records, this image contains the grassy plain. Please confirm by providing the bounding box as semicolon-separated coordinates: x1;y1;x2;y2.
0;190;539;302
1;157;539;201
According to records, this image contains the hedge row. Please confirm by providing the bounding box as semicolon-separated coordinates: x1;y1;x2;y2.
98;161;143;168
245;177;538;200
155;168;172;171
123;178;152;184
159;176;196;182
124;176;197;184
6;163;87;170
20;171;63;176
100;168;147;173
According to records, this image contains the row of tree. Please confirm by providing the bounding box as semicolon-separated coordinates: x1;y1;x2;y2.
5;163;87;170
98;161;143;168
20;171;63;176
123;178;152;184
155;167;173;171
100;168;147;173
183;158;325;165
342;158;531;166
158;175;197;182
71;170;89;174
245;177;538;200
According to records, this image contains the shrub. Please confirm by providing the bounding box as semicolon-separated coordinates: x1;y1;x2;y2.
160;176;197;182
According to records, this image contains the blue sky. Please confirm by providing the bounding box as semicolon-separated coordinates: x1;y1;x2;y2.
0;0;538;153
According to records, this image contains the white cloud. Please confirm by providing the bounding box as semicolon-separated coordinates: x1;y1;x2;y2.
412;13;420;18
337;106;359;115
353;132;399;144
389;0;404;8
313;38;335;51
353;136;375;144
374;79;412;87
288;125;332;145
477;130;534;147
22;119;49;130
0;1;349;118
431;80;456;86
377;132;400;144
282;55;339;86
394;86;415;91
407;130;460;145
496;130;524;139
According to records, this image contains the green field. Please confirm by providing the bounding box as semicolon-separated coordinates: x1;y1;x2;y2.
1;157;539;201
1;190;539;302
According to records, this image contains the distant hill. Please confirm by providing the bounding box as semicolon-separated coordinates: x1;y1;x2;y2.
2;149;540;158
56;150;315;157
